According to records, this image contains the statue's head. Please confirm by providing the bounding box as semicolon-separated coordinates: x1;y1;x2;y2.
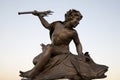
65;9;83;22
65;9;83;28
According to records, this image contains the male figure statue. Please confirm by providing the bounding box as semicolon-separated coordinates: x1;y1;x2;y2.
20;9;83;79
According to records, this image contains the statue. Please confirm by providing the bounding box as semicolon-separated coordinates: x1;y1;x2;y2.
18;9;108;80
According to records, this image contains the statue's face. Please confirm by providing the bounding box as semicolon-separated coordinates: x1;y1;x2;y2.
70;12;81;28
65;11;82;28
66;12;82;28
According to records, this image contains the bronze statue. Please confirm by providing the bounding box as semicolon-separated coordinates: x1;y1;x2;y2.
19;9;108;80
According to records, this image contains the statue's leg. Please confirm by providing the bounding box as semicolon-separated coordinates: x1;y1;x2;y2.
20;53;43;78
33;43;47;65
31;45;52;73
20;45;52;78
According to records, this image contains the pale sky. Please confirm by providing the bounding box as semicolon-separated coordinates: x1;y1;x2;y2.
0;0;120;80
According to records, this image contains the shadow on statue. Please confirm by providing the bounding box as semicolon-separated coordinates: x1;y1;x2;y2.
18;9;108;80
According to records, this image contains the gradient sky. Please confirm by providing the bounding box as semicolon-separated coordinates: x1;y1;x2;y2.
0;0;120;80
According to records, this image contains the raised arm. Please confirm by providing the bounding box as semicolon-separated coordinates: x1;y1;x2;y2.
38;16;50;29
73;31;83;55
32;10;53;30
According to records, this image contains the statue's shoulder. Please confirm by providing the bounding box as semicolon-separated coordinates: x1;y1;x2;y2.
50;21;63;26
49;21;63;39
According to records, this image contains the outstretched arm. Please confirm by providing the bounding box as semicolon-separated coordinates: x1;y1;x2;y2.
73;31;83;55
32;10;53;30
38;16;50;29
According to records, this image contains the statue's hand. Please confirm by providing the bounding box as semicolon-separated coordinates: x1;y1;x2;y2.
32;10;53;17
32;10;39;16
44;10;53;15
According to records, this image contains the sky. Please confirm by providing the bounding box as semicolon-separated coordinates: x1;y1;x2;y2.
0;0;120;80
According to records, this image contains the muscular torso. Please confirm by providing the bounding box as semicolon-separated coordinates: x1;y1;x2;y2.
51;22;75;51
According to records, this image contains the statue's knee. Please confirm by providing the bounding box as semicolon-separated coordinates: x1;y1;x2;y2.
33;59;37;65
33;54;41;65
33;57;39;65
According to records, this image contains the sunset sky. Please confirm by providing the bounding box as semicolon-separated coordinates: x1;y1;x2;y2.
0;0;120;80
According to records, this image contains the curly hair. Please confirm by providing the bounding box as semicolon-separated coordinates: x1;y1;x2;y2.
65;9;83;21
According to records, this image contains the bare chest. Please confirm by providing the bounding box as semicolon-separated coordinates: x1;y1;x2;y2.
51;23;73;44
